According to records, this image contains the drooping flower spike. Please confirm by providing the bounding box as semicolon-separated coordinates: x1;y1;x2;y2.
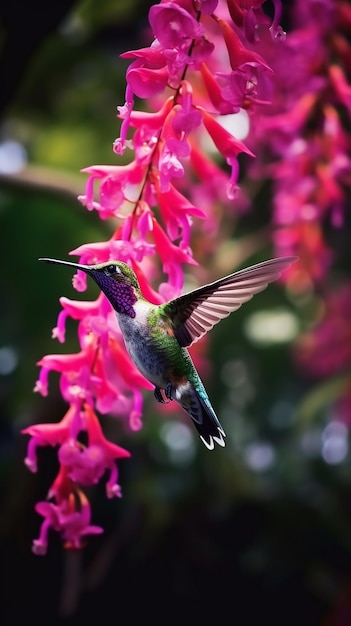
24;0;291;553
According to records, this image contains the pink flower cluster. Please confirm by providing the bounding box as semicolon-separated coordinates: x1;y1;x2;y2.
242;0;351;423
22;404;130;554
294;283;351;424
248;0;351;290
23;0;286;553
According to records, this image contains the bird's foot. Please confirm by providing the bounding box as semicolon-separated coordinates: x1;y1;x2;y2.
165;382;173;402
154;384;173;404
154;387;165;404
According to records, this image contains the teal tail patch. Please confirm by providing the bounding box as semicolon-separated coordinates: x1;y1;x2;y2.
177;387;226;450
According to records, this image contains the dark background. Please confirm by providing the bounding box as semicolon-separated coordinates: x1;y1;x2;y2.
1;2;351;625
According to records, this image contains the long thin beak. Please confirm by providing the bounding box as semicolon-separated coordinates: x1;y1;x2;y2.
38;257;91;272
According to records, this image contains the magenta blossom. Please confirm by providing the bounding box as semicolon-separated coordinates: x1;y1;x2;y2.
156;181;206;248
22;404;81;473
32;467;103;555
149;3;214;80
58;404;130;496
200;107;254;197
121;43;169;99
25;402;131;555
227;0;286;43
78;162;145;219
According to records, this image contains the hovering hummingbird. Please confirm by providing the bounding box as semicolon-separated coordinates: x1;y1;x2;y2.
39;256;296;450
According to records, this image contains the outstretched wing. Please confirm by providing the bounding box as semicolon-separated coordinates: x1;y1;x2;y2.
163;257;297;347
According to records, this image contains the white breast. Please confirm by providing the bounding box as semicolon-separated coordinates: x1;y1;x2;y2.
118;300;151;334
116;301;167;387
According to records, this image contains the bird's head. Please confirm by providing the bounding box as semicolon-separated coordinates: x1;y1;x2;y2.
39;258;140;317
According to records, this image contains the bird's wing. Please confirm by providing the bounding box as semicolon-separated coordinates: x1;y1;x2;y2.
162;257;297;347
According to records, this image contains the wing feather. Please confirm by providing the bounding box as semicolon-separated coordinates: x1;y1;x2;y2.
163;257;297;347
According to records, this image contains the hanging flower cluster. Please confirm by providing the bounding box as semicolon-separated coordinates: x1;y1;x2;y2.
247;0;351;290
22;0;286;554
244;0;351;421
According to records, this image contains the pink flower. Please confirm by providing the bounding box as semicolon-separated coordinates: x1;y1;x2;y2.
215;16;272;72
149;3;214;79
149;3;204;48
32;469;103;555
115;45;170;155
157;84;202;191
200;62;239;114
71;231;154;267
58;404;130;496
35;348;95;403
22;404;81;473
35;328;147;418
216;62;273;110
26;401;131;554
127;96;174;130
52;294;105;343
124;97;174;164
78;162;145;218
151;218;197;299
156;181;206;249
227;0;286;43
158;147;185;192
122;45;169;99
199;107;254;197
190;141;229;192
269;0;287;40
211;16;273;111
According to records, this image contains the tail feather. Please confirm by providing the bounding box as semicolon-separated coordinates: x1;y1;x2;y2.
176;385;226;450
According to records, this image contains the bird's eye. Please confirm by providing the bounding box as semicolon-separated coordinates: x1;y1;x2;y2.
104;264;120;276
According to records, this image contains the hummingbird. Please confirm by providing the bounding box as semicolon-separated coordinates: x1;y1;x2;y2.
39;256;296;450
